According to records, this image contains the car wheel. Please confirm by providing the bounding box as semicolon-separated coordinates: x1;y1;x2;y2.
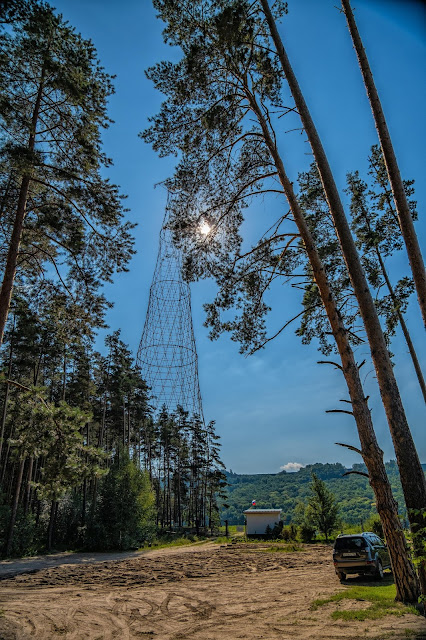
337;571;346;582
375;559;384;580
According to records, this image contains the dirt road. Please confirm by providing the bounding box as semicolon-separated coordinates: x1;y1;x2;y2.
0;542;424;640
0;549;154;581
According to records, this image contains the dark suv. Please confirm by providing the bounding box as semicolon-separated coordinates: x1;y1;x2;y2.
333;532;391;581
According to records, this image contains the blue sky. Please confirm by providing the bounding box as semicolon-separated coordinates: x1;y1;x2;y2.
51;0;425;473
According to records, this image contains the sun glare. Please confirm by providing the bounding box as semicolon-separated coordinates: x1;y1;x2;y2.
199;220;211;236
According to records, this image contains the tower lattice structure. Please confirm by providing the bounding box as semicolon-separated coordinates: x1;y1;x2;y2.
137;214;204;420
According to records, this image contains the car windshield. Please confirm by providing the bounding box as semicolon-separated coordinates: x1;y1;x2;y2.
334;537;367;551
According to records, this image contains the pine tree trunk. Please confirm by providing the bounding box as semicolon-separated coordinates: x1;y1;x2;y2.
23;456;34;515
0;382;10;472
30;457;39;513
177;464;182;527
98;395;107;447
167;457;172;528
341;0;426;326
82;478;87;527
47;500;58;551
81;422;89;528
62;346;67;401
0;64;46;345
6;460;15;502
127;408;131;455
5;457;25;556
123;402;126;449
247;85;419;602
259;0;426;596
90;476;98;521
0;317;14;465
0;175;30;346
35;497;42;527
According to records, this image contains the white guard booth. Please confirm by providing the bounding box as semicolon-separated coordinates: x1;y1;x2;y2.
243;509;282;537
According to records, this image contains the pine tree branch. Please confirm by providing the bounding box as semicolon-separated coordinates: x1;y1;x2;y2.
335;442;362;455
343;470;369;478
30;178;108;241
317;360;343;371
235;233;300;262
249;304;320;354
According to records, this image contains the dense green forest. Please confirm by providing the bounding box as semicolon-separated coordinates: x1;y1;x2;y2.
0;312;226;556
220;462;426;527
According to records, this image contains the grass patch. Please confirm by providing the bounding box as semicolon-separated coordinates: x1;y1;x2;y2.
138;536;201;551
311;583;420;621
214;536;233;544
218;524;238;534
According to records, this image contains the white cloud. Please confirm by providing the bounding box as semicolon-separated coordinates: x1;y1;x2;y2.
280;462;305;473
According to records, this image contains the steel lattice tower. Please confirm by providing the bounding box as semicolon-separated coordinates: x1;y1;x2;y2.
137;214;204;420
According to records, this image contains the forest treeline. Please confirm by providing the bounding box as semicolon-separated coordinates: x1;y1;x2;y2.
220;462;425;527
0;1;226;557
0;312;226;556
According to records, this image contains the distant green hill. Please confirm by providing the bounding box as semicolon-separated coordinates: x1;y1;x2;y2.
220;461;424;526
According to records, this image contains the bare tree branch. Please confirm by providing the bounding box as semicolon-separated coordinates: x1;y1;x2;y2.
317;360;343;371
335;442;362;455
343;470;369;478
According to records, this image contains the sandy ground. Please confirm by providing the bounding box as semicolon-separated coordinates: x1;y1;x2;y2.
0;547;169;581
0;542;424;640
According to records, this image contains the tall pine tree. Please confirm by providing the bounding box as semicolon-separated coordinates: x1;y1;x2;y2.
0;1;135;344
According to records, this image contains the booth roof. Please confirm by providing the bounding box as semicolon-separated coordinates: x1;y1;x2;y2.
243;509;282;514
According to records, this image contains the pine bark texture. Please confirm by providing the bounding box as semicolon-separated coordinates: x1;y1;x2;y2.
5;457;25;556
248;89;418;603
0;175;31;345
341;0;426;327
47;500;58;551
23;456;34;515
259;0;426;596
0;331;13;464
0;65;46;345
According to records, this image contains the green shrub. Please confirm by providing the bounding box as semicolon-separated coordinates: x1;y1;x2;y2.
87;452;155;550
364;514;384;538
270;521;283;539
0;506;40;557
299;522;316;543
54;492;85;549
281;523;298;541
